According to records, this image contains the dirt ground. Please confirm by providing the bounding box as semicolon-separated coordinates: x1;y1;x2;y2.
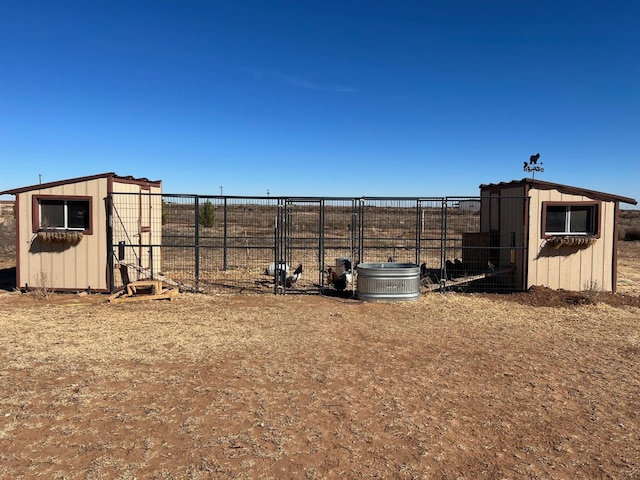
0;244;638;479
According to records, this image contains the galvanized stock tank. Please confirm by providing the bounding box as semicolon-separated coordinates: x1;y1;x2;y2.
356;262;420;302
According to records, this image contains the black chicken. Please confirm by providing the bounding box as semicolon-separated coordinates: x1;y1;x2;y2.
277;264;302;288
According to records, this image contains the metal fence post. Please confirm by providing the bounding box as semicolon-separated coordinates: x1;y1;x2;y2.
274;200;286;295
441;198;447;281
194;196;200;290
353;198;363;263
223;197;228;271
149;245;154;280
285;199;292;275
273;208;278;295
319;199;325;292
415;199;422;265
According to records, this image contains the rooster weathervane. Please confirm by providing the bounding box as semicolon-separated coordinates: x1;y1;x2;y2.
523;153;544;178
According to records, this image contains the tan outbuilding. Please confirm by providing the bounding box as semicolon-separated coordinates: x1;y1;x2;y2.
478;179;637;292
1;173;161;292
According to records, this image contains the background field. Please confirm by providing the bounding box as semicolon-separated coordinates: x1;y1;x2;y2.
0;209;639;479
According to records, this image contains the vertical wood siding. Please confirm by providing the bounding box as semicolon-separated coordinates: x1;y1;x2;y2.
527;189;614;291
18;178;108;291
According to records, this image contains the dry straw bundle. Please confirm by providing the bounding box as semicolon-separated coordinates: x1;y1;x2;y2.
37;230;83;245
547;236;596;249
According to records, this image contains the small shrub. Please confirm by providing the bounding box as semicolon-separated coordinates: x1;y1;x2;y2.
161;202;167;225
32;272;51;299
579;280;601;305
624;227;640;241
199;201;215;228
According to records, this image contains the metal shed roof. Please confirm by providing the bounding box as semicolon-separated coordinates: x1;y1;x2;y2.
0;172;162;195
480;178;637;206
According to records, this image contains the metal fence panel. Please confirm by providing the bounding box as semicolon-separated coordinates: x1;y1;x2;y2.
361;198;421;264
108;193;527;294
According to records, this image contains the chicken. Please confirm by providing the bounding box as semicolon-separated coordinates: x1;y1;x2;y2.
288;264;303;287
264;262;302;289
327;267;350;291
277;264;302;288
326;259;354;291
265;261;288;277
419;262;439;284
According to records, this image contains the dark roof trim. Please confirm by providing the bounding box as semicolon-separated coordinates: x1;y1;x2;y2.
479;178;637;205
0;172;162;195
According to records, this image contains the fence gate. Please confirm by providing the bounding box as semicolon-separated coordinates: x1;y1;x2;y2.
274;199;323;293
274;198;365;294
108;191;162;292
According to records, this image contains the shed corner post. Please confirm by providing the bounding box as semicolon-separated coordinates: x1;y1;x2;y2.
522;192;531;292
106;193;115;294
612;201;620;293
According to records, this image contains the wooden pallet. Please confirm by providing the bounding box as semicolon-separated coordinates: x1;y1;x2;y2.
109;280;179;304
115;261;195;291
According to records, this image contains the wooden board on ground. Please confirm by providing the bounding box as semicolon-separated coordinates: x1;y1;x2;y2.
424;266;514;291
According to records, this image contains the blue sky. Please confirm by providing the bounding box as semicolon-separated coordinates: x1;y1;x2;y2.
1;0;638;204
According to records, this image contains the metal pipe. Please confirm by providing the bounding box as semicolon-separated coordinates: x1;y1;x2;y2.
194;196;200;290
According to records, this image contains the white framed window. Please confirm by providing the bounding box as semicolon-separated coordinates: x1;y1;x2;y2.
542;202;599;237
33;196;92;233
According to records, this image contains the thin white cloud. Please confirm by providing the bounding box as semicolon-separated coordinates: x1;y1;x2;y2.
250;69;357;93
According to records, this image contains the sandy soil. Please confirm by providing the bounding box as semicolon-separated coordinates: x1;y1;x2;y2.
0;244;638;479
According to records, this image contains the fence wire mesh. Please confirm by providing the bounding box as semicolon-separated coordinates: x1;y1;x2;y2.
109;193;526;295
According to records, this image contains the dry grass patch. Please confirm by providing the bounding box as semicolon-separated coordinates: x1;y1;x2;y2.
0;291;638;479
